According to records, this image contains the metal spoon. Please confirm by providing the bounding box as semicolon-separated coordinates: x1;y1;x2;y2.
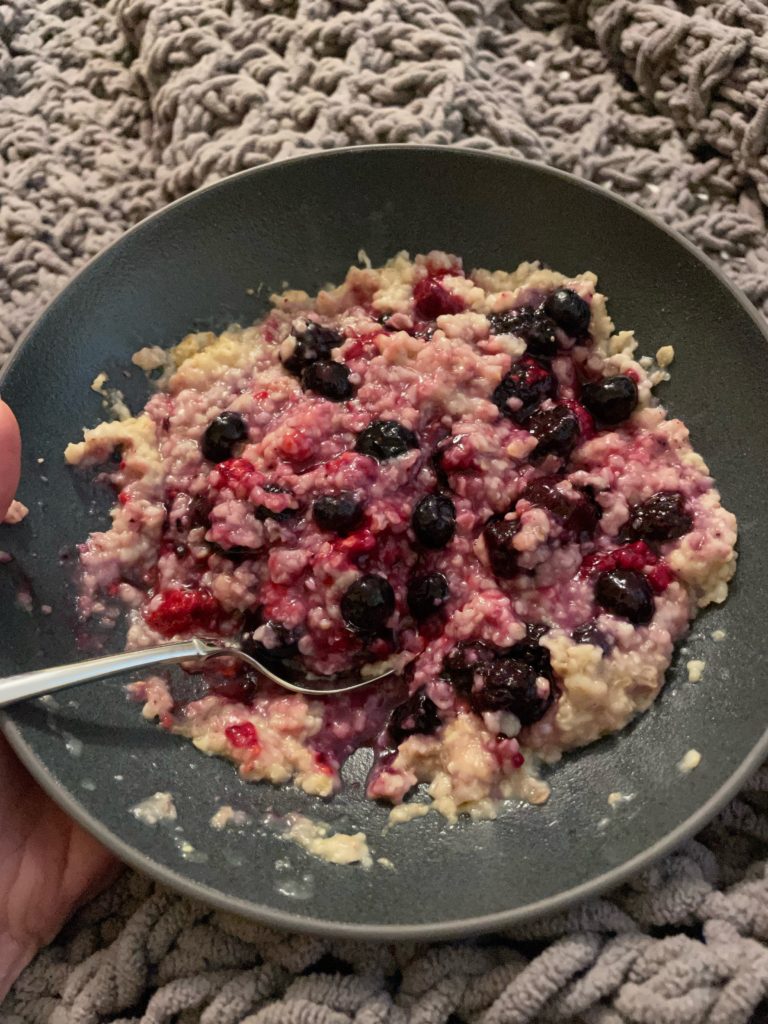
0;636;394;708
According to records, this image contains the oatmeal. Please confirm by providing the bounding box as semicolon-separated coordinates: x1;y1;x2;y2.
66;251;737;819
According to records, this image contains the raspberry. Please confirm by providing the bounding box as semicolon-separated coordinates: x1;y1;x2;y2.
144;587;221;638
225;722;260;750
412;276;465;319
209;458;258;499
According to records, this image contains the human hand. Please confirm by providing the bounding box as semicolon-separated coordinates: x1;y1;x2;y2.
0;400;119;998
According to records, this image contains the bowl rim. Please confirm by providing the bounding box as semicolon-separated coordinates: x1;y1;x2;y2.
2;143;766;941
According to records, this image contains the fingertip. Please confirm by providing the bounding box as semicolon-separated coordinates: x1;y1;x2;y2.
0;400;21;519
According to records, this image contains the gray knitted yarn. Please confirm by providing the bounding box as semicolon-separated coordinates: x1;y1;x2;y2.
2;2;768;1022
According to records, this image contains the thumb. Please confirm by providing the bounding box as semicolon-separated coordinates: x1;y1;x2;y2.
0;401;21;520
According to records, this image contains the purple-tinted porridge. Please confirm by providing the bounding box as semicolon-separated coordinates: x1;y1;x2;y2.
66;251;737;819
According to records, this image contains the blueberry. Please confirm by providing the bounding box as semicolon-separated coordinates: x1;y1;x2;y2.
491;357;556;423
628;491;692;542
505;636;555;684
407;572;449;620
312;491;364;535
242;619;302;660
340;573;396;633
254;483;298;522
520;478;600;537
520;477;573;520
572;620;613;653
411;494;456;549
355;420;420;461
528;405;581;459
488;308;558;358
389;689;441;744
201;411;248;463
483;514;520;578
301;360;354;401
442;640;495;693
472;656;554;725
543;288;591;335
525;622;549;642
282;321;342;375
595;568;654;624
580;375;638;426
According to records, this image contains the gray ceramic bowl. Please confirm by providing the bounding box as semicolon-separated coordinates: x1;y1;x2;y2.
1;146;766;940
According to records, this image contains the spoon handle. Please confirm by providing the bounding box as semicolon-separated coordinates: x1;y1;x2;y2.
0;638;212;708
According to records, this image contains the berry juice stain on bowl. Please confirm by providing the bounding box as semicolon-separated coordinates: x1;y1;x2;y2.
64;251;737;824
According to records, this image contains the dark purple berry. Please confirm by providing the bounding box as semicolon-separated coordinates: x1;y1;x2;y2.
520;478;600;537
543;288;591;336
489;308;558;358
411;494;456;549
301;360;354;401
442;641;495;693
312;491;364;535
413;276;464;319
254;483;298;522
340;574;396;633
595;568;654;624
242;619;302;660
282;321;342;375
491;357;556;423
580;375;638;426
525;622;549;642
201;411;248;463
472;656;554;725
389;689;441;744
528;405;581;459
483;514;520;578
355;420;420;461
572;621;613;654
407;572;449;620
505;636;554;684
628;491;692;542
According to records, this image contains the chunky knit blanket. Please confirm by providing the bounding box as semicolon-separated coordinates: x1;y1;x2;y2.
3;1;768;1022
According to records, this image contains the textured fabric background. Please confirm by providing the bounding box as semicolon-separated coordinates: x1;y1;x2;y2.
2;1;768;1021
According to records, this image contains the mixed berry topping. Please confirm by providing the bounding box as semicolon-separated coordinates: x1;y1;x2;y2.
411;494;456;549
443;636;556;726
528;405;581;459
519;478;601;538
442;640;496;693
301;360;354;401
201;411;248;463
388;689;441;744
253;483;298;522
340;573;396;633
282;321;342;375
483;514;520;578
543;288;591;336
225;722;260;749
488;308;558;358
144;587;221;638
472;656;553;724
412;275;465;319
628;491;692;542
595;568;655;624
580;374;638;426
406;571;449;620
355;420;420;461
492;357;556;424
312;491;364;535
